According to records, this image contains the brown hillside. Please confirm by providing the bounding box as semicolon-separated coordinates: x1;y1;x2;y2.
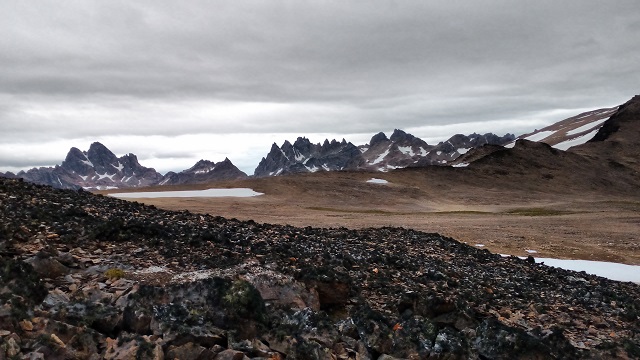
571;95;640;173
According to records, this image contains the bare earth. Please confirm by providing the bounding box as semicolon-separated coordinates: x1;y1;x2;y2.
103;170;640;265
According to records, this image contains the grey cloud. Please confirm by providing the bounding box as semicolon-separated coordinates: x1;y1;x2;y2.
0;155;62;171
2;1;638;104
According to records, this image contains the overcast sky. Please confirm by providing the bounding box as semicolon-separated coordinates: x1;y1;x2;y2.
1;1;639;175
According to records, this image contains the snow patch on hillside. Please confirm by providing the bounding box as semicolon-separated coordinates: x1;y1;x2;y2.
566;118;609;136
524;130;555;142
553;128;600;150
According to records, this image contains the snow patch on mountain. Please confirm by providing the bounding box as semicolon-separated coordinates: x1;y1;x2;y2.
371;148;391;165
398;146;415;156
553;129;601;151
524;130;555;142
566;118;609;136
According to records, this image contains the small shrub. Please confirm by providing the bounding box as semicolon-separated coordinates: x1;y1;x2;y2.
104;268;125;280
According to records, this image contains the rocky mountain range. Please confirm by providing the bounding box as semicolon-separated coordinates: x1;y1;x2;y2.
0;130;514;190
1;176;639;359
0;143;247;191
254;138;363;177
254;130;515;177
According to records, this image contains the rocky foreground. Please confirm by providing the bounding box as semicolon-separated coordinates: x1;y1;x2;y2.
0;178;639;359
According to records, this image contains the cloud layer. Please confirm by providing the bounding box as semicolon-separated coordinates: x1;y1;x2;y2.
1;1;639;174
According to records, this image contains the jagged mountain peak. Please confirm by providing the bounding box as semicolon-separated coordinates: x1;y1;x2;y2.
61;147;92;173
86;142;119;172
370;132;389;146
64;147;86;159
88;141;109;152
293;136;311;147
389;129;417;143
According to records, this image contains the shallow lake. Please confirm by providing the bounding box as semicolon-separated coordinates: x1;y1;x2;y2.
110;188;264;198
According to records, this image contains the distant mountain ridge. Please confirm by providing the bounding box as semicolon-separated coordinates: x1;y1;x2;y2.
160;158;248;186
254;137;363;177
254;129;515;176
1;142;164;190
0;143;247;190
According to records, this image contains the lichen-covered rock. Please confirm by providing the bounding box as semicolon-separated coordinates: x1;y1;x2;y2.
25;256;70;279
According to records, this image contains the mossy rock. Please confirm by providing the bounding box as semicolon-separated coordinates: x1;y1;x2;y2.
223;279;267;323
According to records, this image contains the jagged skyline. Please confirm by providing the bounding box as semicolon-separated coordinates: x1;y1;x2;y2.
1;129;515;190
